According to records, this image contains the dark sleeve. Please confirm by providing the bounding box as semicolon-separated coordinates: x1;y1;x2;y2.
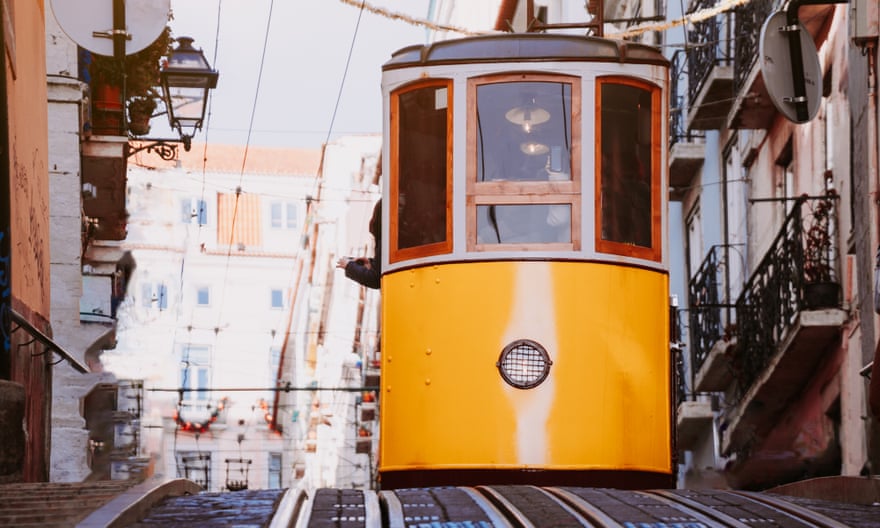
344;259;381;290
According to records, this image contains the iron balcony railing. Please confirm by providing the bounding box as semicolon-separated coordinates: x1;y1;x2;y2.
685;0;733;107
670;50;706;148
734;0;778;94
675;343;687;406
688;245;735;376
731;194;840;399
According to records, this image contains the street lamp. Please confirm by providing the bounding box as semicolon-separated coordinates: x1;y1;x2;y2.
128;36;218;159
160;36;219;150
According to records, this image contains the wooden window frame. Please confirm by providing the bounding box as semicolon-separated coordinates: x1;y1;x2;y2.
467;73;582;252
594;76;662;262
389;79;454;263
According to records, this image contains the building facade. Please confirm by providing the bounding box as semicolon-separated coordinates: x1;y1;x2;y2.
672;1;880;489
44;5;138;483
1;0;55;484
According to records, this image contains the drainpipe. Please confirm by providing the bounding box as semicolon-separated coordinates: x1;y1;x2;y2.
868;42;880;419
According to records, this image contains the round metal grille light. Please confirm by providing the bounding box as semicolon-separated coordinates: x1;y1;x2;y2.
496;339;552;389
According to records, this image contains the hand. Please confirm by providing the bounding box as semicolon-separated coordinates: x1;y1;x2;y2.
336;257;351;269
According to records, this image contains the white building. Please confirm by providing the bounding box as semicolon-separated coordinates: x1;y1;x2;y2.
103;137;382;492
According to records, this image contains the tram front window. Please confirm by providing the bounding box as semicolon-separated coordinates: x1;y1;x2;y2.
476;81;572;183
477;204;571;244
469;75;580;252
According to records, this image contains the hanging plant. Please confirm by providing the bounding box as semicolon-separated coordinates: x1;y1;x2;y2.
89;26;173;102
127;96;158;136
802;193;836;285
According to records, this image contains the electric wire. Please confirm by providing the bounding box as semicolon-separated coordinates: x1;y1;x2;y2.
337;0;483;36
216;0;276;335
323;1;366;151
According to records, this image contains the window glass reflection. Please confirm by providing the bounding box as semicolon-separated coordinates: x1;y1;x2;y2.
477;82;572;183
600;83;653;248
477;204;571;244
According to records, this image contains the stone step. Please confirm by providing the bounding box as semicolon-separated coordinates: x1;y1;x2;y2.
0;480;135;527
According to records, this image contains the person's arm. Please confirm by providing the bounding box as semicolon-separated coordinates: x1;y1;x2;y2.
338;257;380;289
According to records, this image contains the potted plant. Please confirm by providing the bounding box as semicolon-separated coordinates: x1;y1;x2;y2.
127;94;158;136
88;26;172;135
801;193;840;309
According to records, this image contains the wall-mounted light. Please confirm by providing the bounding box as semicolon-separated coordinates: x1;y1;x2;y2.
160;36;219;147
128;37;219;159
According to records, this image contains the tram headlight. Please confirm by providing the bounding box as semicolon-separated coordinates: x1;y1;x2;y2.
496;339;552;389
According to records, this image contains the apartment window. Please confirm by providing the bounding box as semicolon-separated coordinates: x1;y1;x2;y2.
686;203;703;281
268;452;282;488
270;289;284;309
180;345;211;401
776;139;794;218
595;76;661;261
181;198;208;225
467;74;579;252
390;79;453;262
271;202;297;229
217;192;262;248
196;287;210;306
141;282;168;310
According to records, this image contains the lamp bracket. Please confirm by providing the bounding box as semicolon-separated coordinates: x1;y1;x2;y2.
127;137;191;160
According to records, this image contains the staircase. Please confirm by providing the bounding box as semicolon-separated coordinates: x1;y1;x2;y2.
0;480;134;527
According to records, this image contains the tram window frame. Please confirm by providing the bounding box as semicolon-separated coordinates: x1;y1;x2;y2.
594;76;662;262
467;73;582;252
389;79;454;264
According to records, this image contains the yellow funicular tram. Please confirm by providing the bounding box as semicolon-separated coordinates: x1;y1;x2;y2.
376;33;673;490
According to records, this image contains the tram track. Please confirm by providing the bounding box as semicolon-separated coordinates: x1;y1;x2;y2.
85;483;880;527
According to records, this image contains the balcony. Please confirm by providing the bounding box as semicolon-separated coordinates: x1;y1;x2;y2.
81;243;133;327
675;338;715;451
669;51;705;201
718;195;846;457
81;150;128;242
683;0;734;130
677;400;714;450
729;0;837;129
688;246;736;383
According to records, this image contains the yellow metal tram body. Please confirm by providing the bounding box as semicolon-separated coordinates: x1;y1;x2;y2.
377;34;673;489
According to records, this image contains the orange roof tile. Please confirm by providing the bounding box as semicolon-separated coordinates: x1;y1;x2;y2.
128;142;322;176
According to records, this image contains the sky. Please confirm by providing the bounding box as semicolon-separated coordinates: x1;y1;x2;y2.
157;0;435;149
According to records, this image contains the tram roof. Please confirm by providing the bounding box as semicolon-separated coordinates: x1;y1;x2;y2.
383;33;669;71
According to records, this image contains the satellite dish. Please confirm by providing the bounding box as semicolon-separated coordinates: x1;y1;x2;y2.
759;10;822;123
50;0;170;57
